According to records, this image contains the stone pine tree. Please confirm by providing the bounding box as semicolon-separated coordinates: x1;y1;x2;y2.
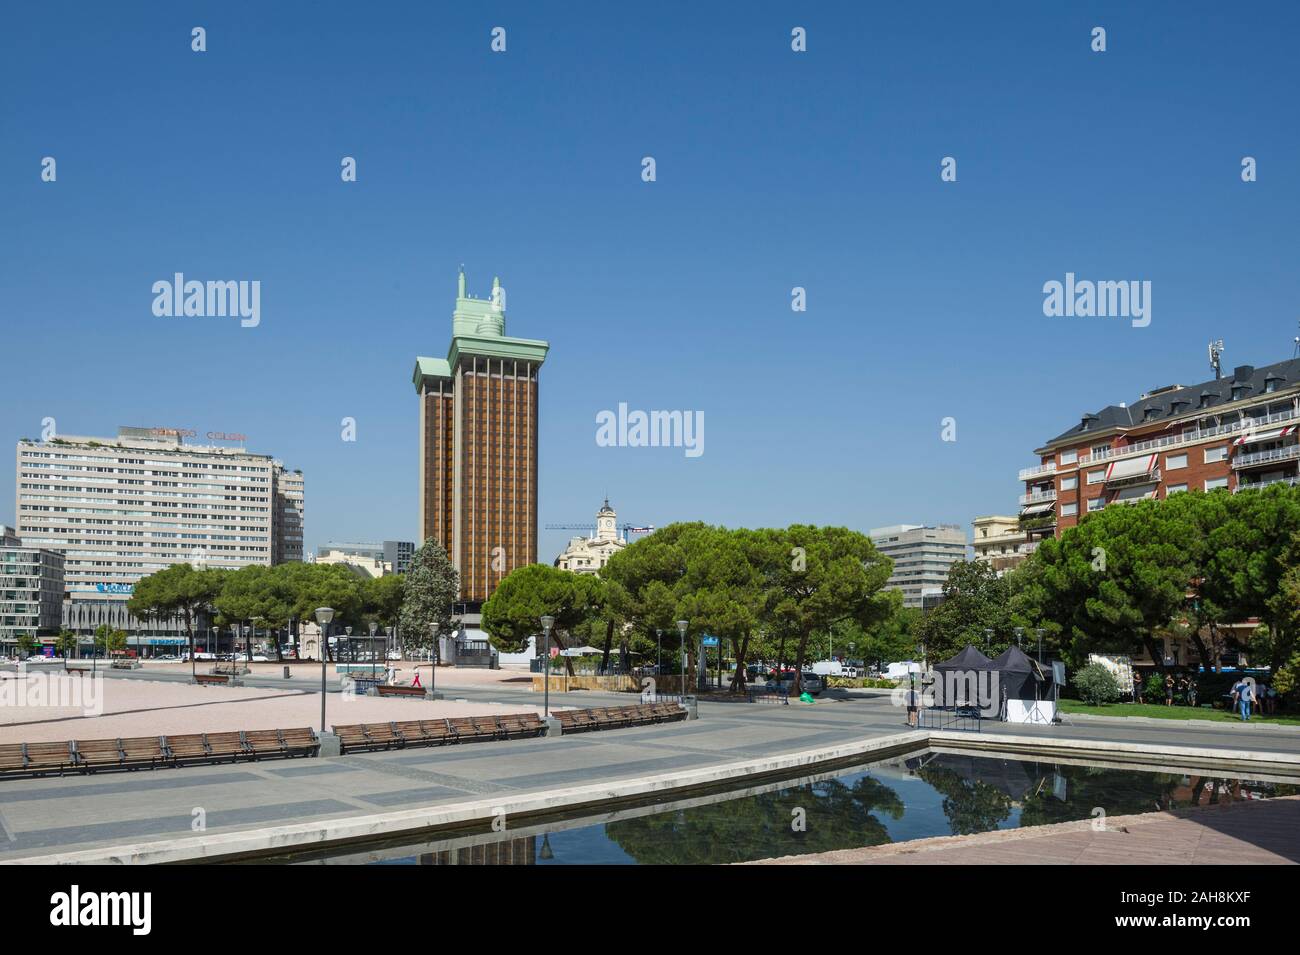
397;539;459;664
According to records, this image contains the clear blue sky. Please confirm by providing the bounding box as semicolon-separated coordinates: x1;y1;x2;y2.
3;2;1298;561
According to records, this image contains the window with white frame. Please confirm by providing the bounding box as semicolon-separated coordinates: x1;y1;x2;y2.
1204;446;1227;463
1060;476;1077;491
1061;502;1078;517
1166;484;1188;495
1060;450;1078;466
1166;453;1188;470
1087;468;1105;484
1087;497;1104;511
1205;476;1228;491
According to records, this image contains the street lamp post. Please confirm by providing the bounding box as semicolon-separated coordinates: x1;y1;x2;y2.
1014;626;1024;650
655;628;662;673
984;628;993;651
1035;628;1045;663
540;616;555;717
369;621;379;682
314;607;334;734
430;622;439;694
676;619;688;697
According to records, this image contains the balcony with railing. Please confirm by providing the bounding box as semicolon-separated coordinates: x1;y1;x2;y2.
1017;403;1300;480
1234;475;1300;494
1105;466;1161;489
1017;461;1058;481
1018;489;1058;506
1231;443;1300;469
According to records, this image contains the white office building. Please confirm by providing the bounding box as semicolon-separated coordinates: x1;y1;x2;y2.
869;524;969;609
14;428;304;630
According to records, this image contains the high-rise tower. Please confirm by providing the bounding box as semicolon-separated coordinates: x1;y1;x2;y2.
413;269;549;605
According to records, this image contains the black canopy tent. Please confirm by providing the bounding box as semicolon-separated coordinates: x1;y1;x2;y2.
933;645;994;672
929;645;994;708
989;645;1052;701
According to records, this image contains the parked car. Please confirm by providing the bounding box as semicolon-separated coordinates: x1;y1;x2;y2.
766;670;824;696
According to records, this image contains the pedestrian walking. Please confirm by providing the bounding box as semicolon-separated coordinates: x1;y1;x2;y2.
1231;678;1255;722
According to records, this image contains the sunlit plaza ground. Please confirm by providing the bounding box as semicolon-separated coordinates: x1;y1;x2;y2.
0;663;541;743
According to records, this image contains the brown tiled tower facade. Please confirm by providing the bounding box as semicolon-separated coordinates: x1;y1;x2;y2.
414;271;549;604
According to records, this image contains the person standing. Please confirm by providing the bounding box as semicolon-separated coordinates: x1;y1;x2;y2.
1231;678;1255;722
1164;674;1175;707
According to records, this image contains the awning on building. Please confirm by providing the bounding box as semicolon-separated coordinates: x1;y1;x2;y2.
1104;453;1158;482
1233;425;1296;447
1111;483;1158;504
1019;501;1056;516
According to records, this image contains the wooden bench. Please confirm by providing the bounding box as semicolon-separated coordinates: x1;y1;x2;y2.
0;741;80;777
497;713;546;739
375;684;426;699
331;722;403;753
240;727;319;758
650;702;688;723
194;673;230;686
553;709;597;733
73;737;165;771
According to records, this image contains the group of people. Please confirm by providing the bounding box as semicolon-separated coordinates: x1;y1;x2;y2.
1229;677;1280;721
1138;670;1196;712
1145;672;1281;721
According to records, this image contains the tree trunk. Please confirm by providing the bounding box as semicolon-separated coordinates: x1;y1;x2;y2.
1141;634;1165;672
729;632;750;693
600;618;614;674
792;631;811;694
1188;628;1214;676
777;635;787;675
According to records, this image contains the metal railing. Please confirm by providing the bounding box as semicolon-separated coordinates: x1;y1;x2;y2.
1017;461;1058;481
1018;404;1300;478
1234;475;1300;494
1232;443;1300;469
918;704;982;733
1018;489;1058;506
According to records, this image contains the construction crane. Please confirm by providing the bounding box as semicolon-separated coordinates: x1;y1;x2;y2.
545;521;655;543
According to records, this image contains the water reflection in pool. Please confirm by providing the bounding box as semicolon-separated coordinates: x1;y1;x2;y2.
283;750;1298;865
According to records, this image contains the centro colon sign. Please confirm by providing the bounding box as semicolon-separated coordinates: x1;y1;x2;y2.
149;428;246;442
94;583;135;595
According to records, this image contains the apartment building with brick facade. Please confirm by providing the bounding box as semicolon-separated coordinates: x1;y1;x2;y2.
1019;356;1300;544
1015;355;1299;667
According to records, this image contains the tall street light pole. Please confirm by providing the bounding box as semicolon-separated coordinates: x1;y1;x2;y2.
676;619;688;697
540;615;555;717
430;622;439;694
314;607;334;735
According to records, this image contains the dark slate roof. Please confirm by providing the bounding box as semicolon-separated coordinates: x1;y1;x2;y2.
1045;356;1300;446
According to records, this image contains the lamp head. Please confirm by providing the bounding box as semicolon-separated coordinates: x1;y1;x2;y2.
314;607;335;625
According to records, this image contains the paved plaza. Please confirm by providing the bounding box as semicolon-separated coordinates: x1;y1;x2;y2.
1;674;1298;863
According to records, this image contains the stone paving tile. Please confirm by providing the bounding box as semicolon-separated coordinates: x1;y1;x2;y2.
498;751;721;790
352;785;469;807
758;796;1300;865
0;799;359;853
0;770;265;803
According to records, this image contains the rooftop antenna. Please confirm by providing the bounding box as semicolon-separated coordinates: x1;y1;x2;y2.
1293;320;1300;358
1208;339;1225;379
